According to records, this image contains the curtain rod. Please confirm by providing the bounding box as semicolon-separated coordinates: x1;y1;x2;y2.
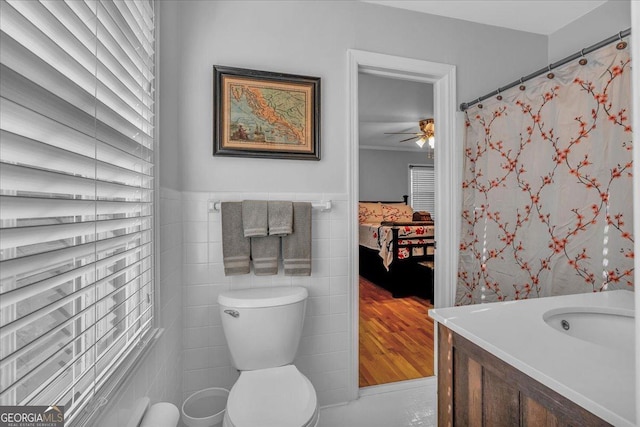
460;28;631;111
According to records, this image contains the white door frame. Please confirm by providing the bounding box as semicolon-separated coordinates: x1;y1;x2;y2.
347;49;460;399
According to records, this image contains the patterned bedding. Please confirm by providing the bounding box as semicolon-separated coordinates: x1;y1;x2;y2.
359;222;435;270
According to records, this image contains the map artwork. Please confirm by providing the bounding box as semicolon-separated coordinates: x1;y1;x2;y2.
227;80;308;146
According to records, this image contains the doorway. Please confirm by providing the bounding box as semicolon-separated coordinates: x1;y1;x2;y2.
347;50;459;400
357;72;436;387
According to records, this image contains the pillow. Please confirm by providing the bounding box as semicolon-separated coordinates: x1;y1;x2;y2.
358;202;383;223
382;203;414;222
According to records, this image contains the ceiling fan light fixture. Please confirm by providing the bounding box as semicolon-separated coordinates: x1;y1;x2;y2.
385;118;435;149
419;118;435;150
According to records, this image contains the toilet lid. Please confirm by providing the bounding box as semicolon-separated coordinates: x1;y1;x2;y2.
227;365;318;427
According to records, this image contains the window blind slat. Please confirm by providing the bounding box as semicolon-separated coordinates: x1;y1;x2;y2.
0;260;152;368
102;0;153;67
2;1;97;97
0;0;155;417
0;162;151;202
1;59;153;150
0;113;153;174
33;0;155;123
0;231;149;291
15;292;153;408
10;0;155;134
410;165;436;220
42;307;152;410
0;245;151;312
0;216;151;253
0;131;153;187
97;1;154;84
114;0;153;54
0;196;151;224
131;1;154;37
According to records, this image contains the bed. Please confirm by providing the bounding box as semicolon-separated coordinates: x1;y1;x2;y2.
358;198;435;299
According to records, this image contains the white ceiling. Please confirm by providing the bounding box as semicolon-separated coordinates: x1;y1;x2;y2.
362;1;608;35
359;74;433;152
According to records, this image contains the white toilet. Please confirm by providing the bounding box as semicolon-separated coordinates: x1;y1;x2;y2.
218;286;319;427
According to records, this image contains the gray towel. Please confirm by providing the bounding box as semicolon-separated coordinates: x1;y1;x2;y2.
221;202;250;275
268;201;293;236
242;200;268;237
251;236;280;275
282;202;312;276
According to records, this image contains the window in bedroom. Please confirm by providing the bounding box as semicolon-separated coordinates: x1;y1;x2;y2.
409;164;435;219
0;0;156;423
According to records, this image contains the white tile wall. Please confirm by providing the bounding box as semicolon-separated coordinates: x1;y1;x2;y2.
94;187;184;427
182;191;351;406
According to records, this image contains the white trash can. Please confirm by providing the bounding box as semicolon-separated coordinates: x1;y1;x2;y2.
181;387;229;427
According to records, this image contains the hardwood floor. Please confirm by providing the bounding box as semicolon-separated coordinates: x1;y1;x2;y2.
359;276;435;387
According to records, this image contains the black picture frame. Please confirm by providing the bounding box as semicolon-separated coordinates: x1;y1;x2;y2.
213;66;321;160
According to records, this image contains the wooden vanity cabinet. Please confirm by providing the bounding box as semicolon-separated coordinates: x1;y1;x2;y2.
437;323;611;427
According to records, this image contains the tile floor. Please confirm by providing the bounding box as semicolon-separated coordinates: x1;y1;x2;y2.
318;377;437;427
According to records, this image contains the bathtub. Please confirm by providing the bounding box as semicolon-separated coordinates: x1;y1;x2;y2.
429;290;635;426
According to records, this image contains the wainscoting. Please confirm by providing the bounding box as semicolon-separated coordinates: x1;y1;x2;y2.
359;276;435;387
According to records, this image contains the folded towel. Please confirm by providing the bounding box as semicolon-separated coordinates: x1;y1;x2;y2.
268;201;293;236
221;202;250;275
242;200;268;237
282;202;312;276
251;236;280;275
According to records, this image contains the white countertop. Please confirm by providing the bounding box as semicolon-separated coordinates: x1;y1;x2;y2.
429;290;635;427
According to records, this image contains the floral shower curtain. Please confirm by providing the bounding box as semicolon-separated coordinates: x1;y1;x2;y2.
457;40;633;305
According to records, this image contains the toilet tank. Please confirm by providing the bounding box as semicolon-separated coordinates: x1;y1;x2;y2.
218;286;308;371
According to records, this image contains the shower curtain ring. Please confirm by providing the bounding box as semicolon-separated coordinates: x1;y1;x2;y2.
519;78;526;91
579;49;588;65
496;88;502;101
477;97;483;108
616;31;627;50
547;65;554;79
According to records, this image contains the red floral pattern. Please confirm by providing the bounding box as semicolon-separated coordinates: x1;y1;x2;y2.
358;202;383;223
458;42;633;305
360;224;434;270
382;204;414;222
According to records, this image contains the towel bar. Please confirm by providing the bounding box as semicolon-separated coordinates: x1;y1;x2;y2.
208;200;332;213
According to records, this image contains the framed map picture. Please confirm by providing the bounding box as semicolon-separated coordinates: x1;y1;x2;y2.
213;66;321;160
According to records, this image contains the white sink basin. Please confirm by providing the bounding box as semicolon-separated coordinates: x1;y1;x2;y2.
543;306;635;354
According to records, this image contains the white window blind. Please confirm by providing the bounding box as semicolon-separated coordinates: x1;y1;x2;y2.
0;0;155;421
410;165;435;220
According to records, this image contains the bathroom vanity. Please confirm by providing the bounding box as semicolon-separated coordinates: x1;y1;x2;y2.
429;290;635;427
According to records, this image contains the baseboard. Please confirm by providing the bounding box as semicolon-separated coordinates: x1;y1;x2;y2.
359;376;437;397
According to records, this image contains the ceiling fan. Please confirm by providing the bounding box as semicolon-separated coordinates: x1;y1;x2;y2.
385;118;435;148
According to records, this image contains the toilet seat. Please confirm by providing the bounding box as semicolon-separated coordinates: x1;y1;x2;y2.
225;365;318;427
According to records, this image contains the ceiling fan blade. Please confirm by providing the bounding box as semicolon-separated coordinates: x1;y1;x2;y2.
398;136;419;143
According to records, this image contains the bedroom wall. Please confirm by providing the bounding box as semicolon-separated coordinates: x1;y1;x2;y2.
359;149;433;202
548;0;630;63
161;0;548;407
